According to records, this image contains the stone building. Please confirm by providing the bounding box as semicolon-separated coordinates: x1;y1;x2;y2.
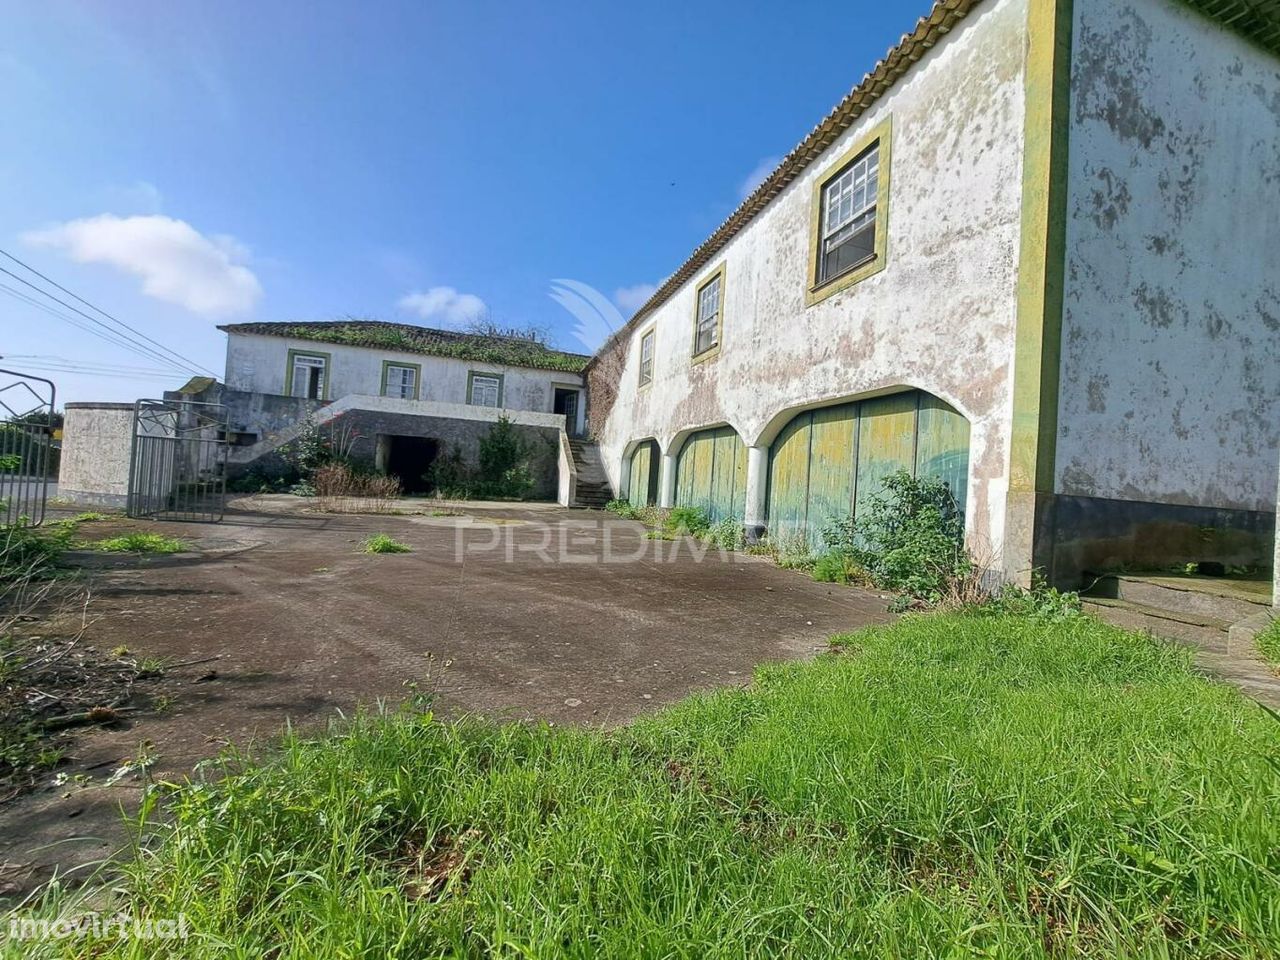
587;0;1280;585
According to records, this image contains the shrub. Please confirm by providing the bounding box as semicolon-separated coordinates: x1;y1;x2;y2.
0;453;20;473
94;533;186;554
702;516;746;551
362;534;411;554
983;581;1083;621
605;499;639;519
820;470;967;609
666;506;710;537
424;418;538;501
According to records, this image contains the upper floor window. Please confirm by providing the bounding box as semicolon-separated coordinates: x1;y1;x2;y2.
639;328;655;387
382;362;419;400
692;263;726;360
468;372;503;408
806;117;891;306
820;142;878;284
288;351;328;399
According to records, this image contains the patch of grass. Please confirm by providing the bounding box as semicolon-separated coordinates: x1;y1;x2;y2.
362;533;412;554
69;511;110;523
93;532;186;554
1256;618;1280;670
49;614;1280;958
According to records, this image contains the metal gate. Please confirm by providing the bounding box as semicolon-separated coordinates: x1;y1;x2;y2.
127;398;229;522
0;368;57;526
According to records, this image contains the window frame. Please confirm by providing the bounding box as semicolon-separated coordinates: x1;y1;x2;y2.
380;360;421;401
466;370;504;408
284;348;332;400
806;116;892;306
638;326;656;388
690;261;727;363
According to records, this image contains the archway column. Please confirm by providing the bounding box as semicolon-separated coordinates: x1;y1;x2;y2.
658;453;677;508
744;444;768;541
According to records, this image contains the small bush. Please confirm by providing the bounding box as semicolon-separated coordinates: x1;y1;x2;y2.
605;499;639;519
702;516;746;551
812;551;866;585
820;471;967;608
0;453;20;473
666;506;710;537
94;533;186;554
423;419;538;500
362;534;411;555
983;581;1083;621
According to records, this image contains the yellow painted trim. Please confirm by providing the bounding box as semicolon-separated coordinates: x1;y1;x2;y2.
284;347;332;400
691;261;727;364
805;115;893;307
380;359;422;400
1010;0;1072;494
637;324;657;390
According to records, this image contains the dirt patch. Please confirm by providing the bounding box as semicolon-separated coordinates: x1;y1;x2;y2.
0;497;893;902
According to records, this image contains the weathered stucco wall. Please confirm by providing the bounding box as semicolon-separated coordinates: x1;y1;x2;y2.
594;0;1029;558
224;333;584;424
57;403;135;505
1057;0;1280;512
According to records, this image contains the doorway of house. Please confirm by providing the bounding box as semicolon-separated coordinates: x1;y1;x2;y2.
554;388;581;436
383;435;439;493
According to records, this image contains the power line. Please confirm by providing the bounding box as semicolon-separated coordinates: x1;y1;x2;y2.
3;354;179;376
0;247;218;377
0;282;170;362
0;264;203;375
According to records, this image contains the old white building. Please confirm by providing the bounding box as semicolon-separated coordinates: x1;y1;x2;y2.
219;321;588;437
588;0;1280;586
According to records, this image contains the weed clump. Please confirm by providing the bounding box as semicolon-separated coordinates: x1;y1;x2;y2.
362;534;412;555
94;533;186;555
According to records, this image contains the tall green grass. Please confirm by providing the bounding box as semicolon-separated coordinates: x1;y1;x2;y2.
30;615;1280;958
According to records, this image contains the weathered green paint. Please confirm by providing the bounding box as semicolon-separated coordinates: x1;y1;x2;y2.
1010;0;1072;495
675;427;746;522
854;393;917;519
627;440;659;506
766;414;812;545
915;394;971;512
766;390;971;548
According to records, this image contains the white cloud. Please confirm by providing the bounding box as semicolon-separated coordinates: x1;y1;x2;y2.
614;283;658;316
397;286;488;328
23;214;261;317
738;155;781;201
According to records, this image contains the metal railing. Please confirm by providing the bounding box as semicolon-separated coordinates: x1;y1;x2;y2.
127;398;228;522
0;368;56;526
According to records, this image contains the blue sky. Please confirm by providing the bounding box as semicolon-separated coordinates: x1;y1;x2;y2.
1;0;930;405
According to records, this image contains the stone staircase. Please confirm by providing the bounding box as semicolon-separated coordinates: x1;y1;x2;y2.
567;438;613;509
1082;572;1272;655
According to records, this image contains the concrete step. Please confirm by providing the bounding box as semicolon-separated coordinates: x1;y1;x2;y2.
1085;573;1270;624
1083;598;1230;654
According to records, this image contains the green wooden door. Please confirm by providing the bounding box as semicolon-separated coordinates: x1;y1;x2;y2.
627;441;658;506
675;427;746;523
766;390;970;548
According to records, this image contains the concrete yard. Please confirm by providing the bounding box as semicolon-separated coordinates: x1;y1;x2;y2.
0;496;893;898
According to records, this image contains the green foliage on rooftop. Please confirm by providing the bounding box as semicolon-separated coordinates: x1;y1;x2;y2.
275;323;589;373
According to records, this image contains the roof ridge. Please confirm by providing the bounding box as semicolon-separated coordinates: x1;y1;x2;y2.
585;0;982;366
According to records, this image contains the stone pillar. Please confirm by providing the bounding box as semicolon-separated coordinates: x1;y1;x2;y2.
743;444;768;542
658;453;677;508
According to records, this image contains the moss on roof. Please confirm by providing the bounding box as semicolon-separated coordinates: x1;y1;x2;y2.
218;320;590;374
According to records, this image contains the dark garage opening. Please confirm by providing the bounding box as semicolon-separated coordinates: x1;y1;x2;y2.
384;435;439;493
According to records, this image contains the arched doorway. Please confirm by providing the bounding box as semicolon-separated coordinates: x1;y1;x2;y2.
767;390;969;547
626;439;660;506
675;426;746;523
